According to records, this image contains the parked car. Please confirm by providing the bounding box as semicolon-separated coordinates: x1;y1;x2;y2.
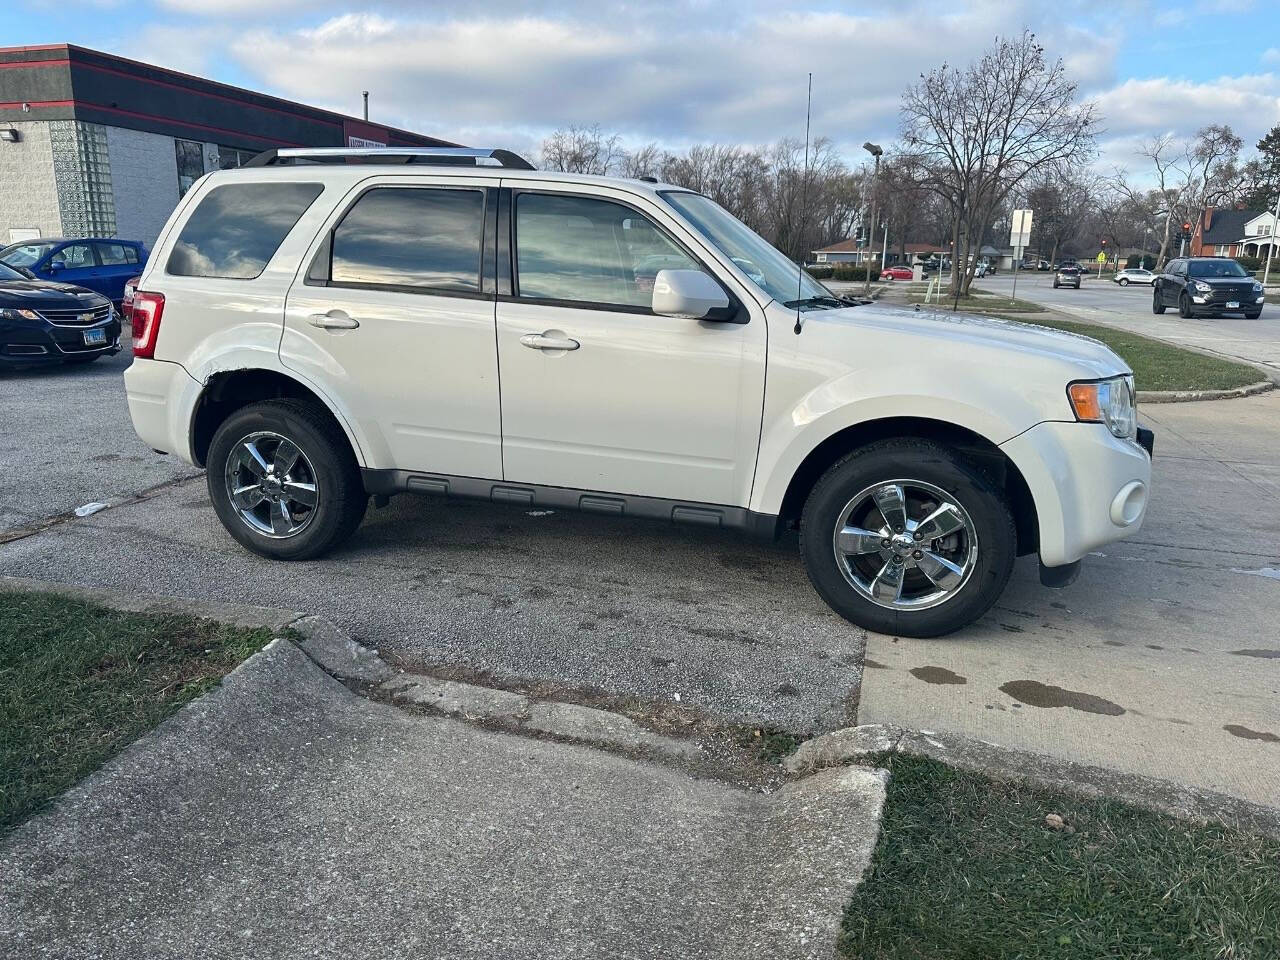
1112;268;1155;286
880;265;914;281
1053;265;1082;289
1153;257;1265;319
1036;260;1050;271
124;147;1152;638
0;259;121;366
0;237;148;308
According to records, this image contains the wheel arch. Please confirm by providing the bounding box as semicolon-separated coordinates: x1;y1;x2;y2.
775;416;1039;556
190;368;364;469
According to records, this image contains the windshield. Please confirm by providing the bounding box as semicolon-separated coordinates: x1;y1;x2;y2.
1188;259;1249;279
0;261;26;281
0;242;54;268
661;192;830;305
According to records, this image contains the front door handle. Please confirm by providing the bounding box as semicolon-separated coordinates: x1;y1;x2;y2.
520;332;580;351
307;310;360;330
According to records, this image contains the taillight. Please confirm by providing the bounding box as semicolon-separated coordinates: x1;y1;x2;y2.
131;292;165;359
121;275;140;315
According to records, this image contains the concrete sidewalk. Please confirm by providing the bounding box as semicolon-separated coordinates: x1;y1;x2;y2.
0;639;886;960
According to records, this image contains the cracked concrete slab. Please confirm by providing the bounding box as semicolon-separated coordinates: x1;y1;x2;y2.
0;639;886;960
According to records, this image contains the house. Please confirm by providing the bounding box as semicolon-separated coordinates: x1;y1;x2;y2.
1190;205;1278;260
811;240;947;265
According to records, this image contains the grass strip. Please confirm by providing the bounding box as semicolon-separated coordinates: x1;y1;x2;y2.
841;754;1280;960
0;589;274;832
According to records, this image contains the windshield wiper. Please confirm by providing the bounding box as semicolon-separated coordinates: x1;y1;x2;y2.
784;295;847;310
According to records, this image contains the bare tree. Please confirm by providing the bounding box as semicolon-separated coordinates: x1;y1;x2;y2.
538;124;625;175
900;31;1098;297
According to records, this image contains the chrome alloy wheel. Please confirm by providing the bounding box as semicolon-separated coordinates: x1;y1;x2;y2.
223;431;319;539
831;479;978;610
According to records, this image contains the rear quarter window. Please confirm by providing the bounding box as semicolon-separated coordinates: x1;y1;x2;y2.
167;182;323;279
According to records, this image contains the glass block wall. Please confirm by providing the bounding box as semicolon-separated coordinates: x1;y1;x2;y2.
49;120;117;236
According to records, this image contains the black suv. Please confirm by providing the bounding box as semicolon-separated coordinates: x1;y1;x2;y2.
0;260;121;367
1153;257;1265;319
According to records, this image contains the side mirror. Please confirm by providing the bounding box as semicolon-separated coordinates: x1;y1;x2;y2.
652;269;732;320
47;260;62;273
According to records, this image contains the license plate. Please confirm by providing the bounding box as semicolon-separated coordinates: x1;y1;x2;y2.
1226;301;1240;309
83;328;107;346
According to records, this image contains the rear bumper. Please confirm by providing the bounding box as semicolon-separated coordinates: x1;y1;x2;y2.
1001;420;1153;568
124;357;201;463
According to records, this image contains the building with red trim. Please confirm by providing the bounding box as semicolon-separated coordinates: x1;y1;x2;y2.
0;44;454;245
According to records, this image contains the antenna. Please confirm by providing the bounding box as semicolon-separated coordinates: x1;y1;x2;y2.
794;72;813;336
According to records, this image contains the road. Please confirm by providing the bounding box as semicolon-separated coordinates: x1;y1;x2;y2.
976;271;1280;373
1;349;1278;804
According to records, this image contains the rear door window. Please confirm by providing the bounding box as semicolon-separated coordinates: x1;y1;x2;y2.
327;187;485;293
167;182;323;279
95;242;139;265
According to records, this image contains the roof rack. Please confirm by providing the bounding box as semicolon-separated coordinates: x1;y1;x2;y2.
243;147;536;170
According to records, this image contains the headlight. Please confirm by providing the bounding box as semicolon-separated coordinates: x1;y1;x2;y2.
1068;376;1136;439
1254;281;1264;293
1192;281;1212;293
0;307;41;321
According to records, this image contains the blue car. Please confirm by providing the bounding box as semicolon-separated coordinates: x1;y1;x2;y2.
0;237;147;308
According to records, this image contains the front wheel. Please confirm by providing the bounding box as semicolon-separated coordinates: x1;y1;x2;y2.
207;399;367;560
1246;311;1262;320
1179;293;1193;318
1153;289;1166;314
1119;278;1129;286
799;439;1016;638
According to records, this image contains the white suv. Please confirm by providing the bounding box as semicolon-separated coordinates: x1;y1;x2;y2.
125;147;1153;637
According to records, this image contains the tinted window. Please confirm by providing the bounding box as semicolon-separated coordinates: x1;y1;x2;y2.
1188;259;1249;278
167;182;323;280
515;193;701;308
96;242;138;265
330;187;484;292
52;244;95;268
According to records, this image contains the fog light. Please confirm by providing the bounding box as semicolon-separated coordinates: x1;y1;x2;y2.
1110;481;1146;527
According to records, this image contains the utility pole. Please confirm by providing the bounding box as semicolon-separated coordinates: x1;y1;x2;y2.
881;223;888;273
1265;192;1280;287
362;91;369;121
862;142;883;296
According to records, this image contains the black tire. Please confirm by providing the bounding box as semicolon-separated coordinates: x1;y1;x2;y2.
1179;293;1193;318
1052;280;1059;288
1152;288;1166;314
61;354;101;365
799;439;1016;638
1119;278;1129;286
207;399;367;560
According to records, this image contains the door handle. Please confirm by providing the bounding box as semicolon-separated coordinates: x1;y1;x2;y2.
307;310;360;330
520;333;580;351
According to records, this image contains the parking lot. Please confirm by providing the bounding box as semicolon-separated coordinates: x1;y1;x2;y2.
1;345;1278;804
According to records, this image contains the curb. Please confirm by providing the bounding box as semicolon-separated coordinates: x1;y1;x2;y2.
1137;379;1275;403
785;723;1280;838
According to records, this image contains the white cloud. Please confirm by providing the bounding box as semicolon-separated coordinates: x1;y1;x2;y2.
1263;48;1280;65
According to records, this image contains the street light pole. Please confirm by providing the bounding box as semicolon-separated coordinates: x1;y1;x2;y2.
862;142;882;296
881;223;888;273
1264;192;1280;288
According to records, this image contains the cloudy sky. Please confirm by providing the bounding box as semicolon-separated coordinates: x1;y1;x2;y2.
5;0;1279;178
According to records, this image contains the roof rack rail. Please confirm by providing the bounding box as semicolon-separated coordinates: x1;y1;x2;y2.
243;147;535;170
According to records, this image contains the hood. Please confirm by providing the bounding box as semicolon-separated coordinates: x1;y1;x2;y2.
805;302;1127;376
0;279;110;311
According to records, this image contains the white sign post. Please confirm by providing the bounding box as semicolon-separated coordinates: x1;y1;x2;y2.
1009;209;1034;301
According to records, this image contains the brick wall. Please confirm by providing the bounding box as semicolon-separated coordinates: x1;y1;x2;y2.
106;126;180;246
0;121;63;242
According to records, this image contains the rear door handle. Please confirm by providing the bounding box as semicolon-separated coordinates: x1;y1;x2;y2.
520;333;580;351
307;310;360;330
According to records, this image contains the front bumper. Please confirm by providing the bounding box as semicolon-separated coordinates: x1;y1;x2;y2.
0;313;122;365
1188;288;1265;311
1001;420;1153;568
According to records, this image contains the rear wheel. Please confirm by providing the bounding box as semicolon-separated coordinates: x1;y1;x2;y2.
1153;288;1166;314
1179;293;1193;318
799;439;1016;638
207;399;367;560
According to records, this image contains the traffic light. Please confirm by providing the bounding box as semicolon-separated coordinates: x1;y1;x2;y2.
1101;239;1107;247
1182;221;1192;234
